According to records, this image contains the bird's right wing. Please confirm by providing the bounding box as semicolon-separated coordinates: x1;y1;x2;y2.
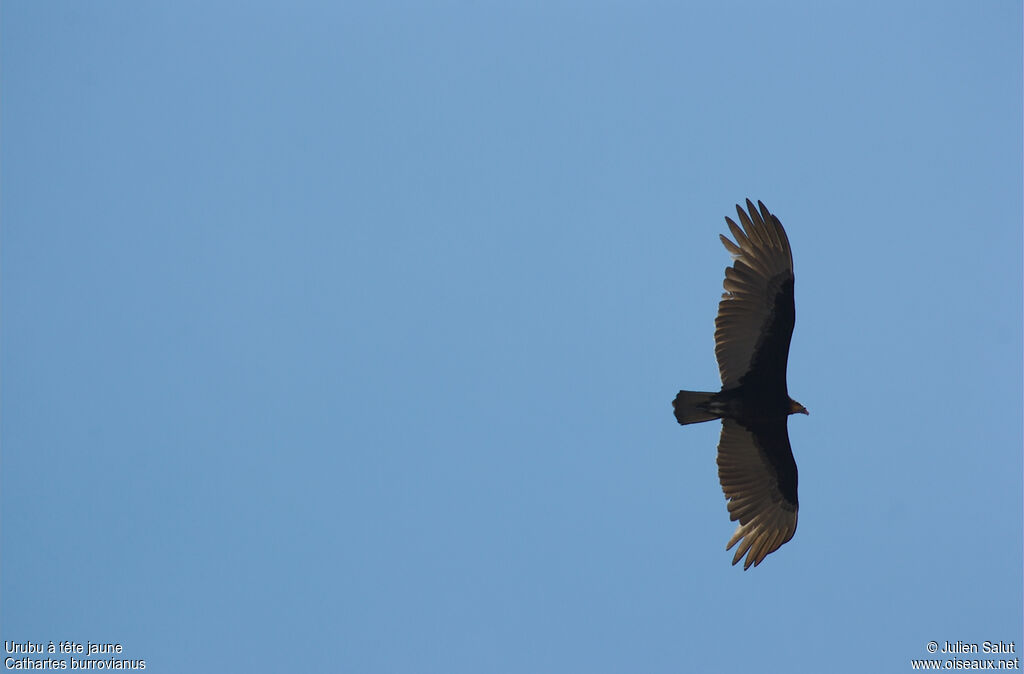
717;418;799;569
714;200;795;389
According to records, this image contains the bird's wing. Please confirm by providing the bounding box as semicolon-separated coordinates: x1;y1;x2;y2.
714;199;795;389
717;418;799;569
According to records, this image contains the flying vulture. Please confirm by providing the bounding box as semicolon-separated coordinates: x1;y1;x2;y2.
673;199;807;570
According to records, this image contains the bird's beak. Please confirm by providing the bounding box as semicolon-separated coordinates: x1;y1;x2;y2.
799;407;809;415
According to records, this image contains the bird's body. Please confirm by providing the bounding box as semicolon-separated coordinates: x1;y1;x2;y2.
673;200;806;570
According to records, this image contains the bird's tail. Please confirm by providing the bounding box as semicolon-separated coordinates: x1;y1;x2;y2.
672;390;720;426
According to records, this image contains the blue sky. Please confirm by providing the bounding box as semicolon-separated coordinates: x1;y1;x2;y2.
3;2;1021;672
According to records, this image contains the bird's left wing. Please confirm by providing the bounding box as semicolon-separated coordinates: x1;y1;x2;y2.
717;418;799;569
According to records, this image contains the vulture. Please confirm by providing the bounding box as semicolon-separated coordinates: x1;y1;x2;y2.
673;199;807;570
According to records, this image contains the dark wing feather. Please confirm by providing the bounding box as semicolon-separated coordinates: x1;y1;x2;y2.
717;418;799;569
715;200;795;389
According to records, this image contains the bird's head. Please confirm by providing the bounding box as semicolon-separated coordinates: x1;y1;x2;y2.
788;398;809;416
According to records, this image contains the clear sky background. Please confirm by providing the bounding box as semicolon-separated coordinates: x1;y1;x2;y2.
3;2;1021;672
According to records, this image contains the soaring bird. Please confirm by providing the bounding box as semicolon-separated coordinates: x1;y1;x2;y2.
673;199;807;570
